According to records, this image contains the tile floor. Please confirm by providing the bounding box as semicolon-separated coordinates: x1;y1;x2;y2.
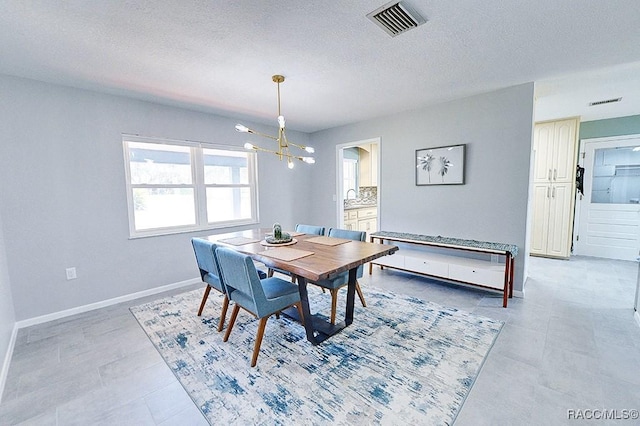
1;255;639;425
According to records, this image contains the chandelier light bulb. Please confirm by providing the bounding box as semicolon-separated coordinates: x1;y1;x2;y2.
303;157;315;164
287;159;295;169
304;146;315;154
277;115;286;129
235;124;249;133
244;142;254;150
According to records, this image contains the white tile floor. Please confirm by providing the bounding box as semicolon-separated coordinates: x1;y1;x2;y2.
1;255;639;425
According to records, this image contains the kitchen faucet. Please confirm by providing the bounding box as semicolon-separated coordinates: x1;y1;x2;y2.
346;189;357;199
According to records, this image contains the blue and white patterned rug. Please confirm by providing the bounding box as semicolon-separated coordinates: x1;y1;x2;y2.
130;286;503;425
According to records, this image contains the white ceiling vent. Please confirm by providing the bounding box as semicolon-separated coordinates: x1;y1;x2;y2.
367;1;426;37
589;97;622;106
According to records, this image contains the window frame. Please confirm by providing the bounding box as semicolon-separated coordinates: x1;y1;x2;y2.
122;135;259;238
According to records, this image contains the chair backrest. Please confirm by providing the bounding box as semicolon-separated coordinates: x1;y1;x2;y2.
327;228;367;278
215;247;268;316
327;228;366;242
295;224;325;235
191;238;223;291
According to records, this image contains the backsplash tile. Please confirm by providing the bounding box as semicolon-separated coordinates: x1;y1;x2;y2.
344;186;377;208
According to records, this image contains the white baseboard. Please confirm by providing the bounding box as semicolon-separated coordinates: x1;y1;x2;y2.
0;325;19;403
15;277;199;329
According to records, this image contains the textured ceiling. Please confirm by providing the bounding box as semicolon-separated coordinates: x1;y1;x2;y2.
1;1;639;132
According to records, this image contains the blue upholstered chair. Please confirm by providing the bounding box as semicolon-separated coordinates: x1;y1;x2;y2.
216;247;304;367
267;223;325;279
294;223;325;236
191;238;229;332
310;228;367;325
191;238;266;332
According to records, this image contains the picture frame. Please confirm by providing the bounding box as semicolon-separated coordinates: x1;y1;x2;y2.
416;144;466;185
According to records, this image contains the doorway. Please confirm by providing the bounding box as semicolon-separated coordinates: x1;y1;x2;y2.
574;134;640;260
336;138;380;236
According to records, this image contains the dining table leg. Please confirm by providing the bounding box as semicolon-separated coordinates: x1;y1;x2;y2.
345;267;357;326
295;276;318;345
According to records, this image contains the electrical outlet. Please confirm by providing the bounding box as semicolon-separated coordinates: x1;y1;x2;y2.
66;267;77;280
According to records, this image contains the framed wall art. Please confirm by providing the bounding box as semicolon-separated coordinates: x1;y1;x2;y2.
416;144;465;185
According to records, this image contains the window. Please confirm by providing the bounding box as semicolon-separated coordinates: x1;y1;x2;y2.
591;147;640;204
123;136;258;237
343;158;358;198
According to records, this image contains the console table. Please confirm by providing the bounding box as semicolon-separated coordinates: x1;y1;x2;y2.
369;231;518;307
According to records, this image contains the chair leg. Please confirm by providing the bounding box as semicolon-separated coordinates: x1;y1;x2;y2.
223;304;240;342
197;286;212;316
355;280;367;307
217;295;229;332
267;269;274;278
251;316;269;367
330;289;338;325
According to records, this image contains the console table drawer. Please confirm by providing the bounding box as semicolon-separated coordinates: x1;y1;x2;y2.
404;256;448;277
375;253;405;269
448;264;503;289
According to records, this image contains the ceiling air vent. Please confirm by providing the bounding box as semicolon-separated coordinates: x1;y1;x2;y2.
589;97;622;106
367;1;426;37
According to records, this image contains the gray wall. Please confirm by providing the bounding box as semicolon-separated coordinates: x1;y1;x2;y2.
308;83;535;292
580;114;640;140
0;74;313;321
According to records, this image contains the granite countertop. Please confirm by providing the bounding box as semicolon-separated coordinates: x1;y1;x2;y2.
344;202;377;210
370;231;519;257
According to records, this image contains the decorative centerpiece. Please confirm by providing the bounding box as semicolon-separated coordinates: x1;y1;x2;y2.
266;223;292;244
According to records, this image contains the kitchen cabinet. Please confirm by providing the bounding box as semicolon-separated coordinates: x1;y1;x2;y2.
343;206;377;234
530;118;578;258
343;209;358;231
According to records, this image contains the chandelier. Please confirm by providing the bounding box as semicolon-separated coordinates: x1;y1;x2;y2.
235;75;315;169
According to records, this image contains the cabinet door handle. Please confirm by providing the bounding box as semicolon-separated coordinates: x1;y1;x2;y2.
548;169;552;180
553;169;557;180
547;187;550;198
552;187;556;198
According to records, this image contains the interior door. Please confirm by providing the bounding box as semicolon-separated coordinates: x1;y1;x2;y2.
575;135;640;260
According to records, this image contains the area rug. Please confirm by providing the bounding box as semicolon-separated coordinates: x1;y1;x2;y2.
130;287;503;425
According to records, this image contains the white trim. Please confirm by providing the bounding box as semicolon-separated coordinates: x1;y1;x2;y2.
122;135;259;238
15;278;199;329
635;310;640;329
0;325;19;403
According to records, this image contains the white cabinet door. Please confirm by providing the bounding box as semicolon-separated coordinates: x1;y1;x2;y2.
553;118;578;182
530;184;551;255
533;122;556;182
547;182;574;258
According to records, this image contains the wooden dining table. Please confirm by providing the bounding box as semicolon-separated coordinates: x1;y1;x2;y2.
207;228;398;345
